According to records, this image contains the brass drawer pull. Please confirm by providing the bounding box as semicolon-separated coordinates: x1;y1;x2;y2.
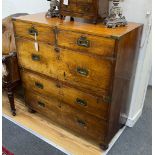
76;98;87;106
28;27;38;36
77;119;86;127
32;54;40;61
103;96;112;103
38;101;45;107
77;67;89;76
35;82;43;89
77;36;90;48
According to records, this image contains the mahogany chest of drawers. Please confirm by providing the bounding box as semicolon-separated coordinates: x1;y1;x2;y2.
13;13;143;149
60;0;109;23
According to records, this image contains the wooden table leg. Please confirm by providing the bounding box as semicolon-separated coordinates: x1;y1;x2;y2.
7;89;16;116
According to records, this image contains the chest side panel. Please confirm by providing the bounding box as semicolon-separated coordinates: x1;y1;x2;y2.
105;26;143;145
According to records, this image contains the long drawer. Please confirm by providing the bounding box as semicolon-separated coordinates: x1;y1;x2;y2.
25;91;108;144
16;38;114;95
21;70;109;120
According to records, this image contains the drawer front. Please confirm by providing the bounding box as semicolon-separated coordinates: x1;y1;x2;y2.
17;38;114;95
25;91;107;143
58;30;115;57
13;21;54;44
21;70;109;119
61;3;95;15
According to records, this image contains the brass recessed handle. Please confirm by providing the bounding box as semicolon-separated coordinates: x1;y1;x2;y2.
103;96;112;103
77;36;90;48
76;67;89;76
35;82;43;89
32;54;40;61
28;27;38;36
77;119;86;127
75;98;87;106
38;101;45;107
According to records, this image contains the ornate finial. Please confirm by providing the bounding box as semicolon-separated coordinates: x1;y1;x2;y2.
46;0;60;18
104;0;127;28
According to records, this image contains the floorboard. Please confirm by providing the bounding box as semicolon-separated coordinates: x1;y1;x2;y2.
2;93;125;155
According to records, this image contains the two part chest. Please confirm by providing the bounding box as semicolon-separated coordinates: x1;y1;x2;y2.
13;15;143;149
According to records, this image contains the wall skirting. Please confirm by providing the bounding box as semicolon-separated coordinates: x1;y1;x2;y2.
124;107;143;127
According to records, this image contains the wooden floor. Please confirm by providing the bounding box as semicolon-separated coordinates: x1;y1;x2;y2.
2;93;125;155
3;93;106;155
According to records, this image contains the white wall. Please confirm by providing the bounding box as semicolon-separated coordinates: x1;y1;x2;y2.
149;70;152;85
2;0;152;127
114;0;152;126
2;0;49;18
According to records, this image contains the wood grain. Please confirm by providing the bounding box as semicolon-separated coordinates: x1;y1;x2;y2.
105;26;143;145
3;93;104;155
13;13;142;39
21;69;109;120
16;38;114;96
25;91;108;145
59;0;109;21
13;20;54;44
12;13;143;149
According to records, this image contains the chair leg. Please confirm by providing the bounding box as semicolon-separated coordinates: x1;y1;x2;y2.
7;90;16;116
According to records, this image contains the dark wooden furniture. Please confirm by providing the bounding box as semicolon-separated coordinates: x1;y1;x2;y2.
13;13;143;149
59;0;109;23
2;52;20;116
2;13;28;115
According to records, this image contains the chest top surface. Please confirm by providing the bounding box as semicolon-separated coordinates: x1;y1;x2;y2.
13;12;142;39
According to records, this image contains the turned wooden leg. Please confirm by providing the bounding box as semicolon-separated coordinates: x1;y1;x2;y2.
7;90;16;116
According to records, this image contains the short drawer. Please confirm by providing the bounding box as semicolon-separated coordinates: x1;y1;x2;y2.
61;3;95;15
13;21;54;44
25;91;107;143
60;3;77;12
58;30;115;57
21;70;109;120
17;38;114;95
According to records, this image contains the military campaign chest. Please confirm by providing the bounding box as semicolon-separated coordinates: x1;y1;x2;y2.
13;13;143;149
